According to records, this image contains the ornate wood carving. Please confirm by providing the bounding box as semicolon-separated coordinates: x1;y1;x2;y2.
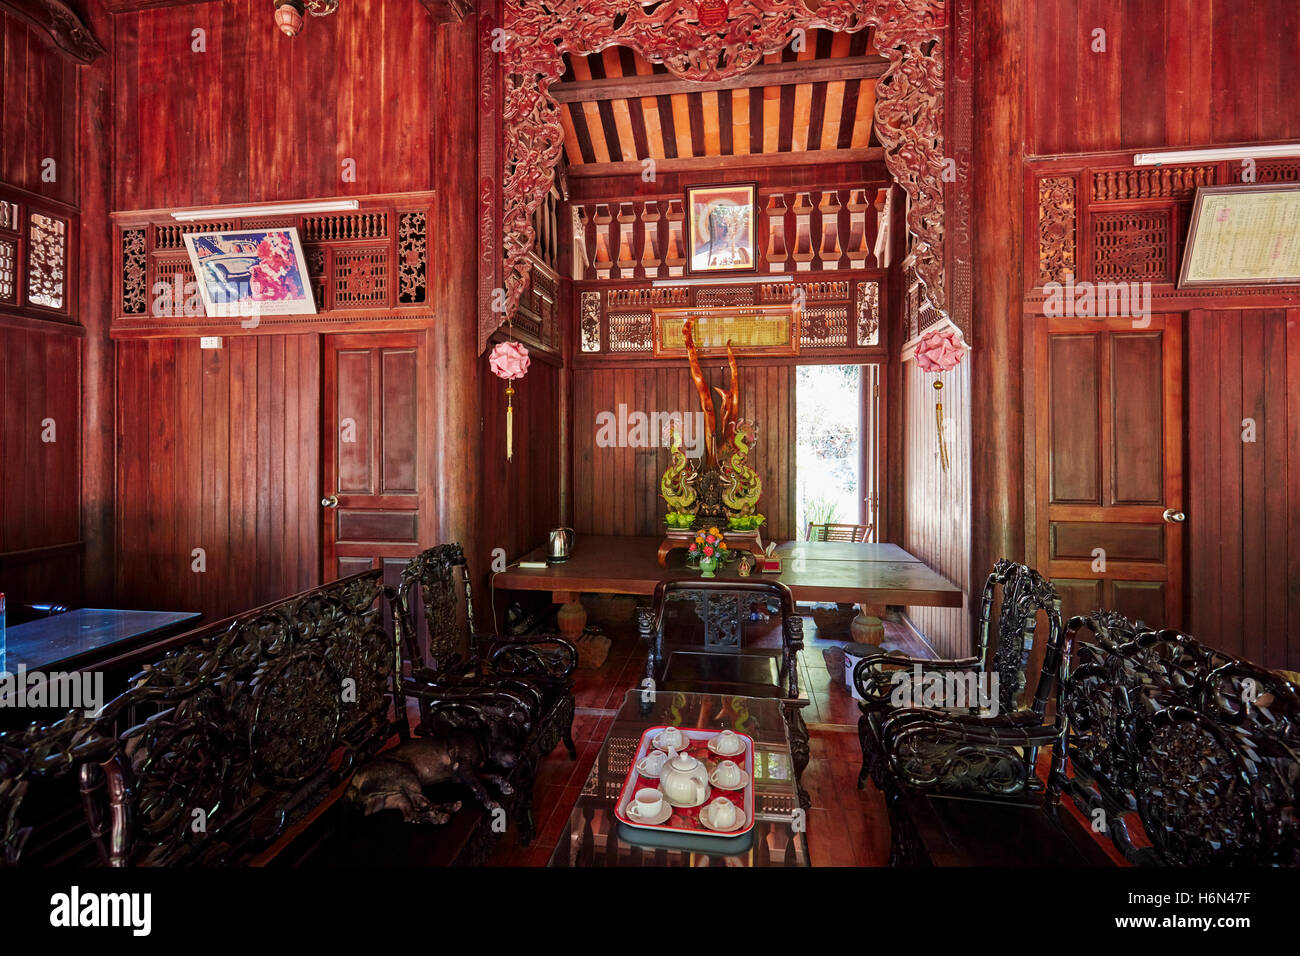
0;184;76;322
120;228;147;314
494;0;948;350
579;290;601;352
110;194;433;336
1025;148;1300;308
584;274;881;357
856;279;880;346
1036;176;1076;286
0;0;106;64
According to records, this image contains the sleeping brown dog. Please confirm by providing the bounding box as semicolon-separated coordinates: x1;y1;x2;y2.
345;732;515;824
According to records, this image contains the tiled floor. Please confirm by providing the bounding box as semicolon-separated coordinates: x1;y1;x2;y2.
485;612;929;866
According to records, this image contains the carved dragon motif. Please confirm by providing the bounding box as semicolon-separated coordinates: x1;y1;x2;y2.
659;418;699;518
720;419;761;516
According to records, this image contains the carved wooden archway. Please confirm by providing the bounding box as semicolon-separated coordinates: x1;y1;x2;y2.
483;0;948;351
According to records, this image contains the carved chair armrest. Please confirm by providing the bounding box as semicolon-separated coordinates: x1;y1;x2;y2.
477;633;579;681
881;707;1059;749
881;708;1057;796
852;653;982;705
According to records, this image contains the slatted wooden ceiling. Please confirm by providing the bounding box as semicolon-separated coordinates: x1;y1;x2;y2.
556;28;884;169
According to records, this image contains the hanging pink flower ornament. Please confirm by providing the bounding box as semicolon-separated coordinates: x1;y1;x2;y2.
489;341;530;461
913;328;967;471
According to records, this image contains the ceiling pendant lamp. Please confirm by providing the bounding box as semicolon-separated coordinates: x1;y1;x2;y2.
274;0;340;39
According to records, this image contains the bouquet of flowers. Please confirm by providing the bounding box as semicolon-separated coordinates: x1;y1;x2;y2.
688;527;727;577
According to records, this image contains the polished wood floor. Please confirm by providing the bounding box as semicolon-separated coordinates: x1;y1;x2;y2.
485;612;932;866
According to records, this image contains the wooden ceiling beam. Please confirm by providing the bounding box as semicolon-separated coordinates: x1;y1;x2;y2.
565;147;885;178
550;56;889;104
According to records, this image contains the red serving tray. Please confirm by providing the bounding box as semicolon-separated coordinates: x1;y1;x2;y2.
614;725;755;838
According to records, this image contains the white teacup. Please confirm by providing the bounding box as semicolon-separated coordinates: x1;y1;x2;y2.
658;726;686;749
640;750;667;775
714;730;743;754
629;788;664;820
709;797;737;829
713;759;742;788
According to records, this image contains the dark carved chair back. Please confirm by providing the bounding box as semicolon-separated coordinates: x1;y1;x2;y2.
644;578;803;701
396;543;478;679
0;571;396;868
975;559;1064;717
1055;614;1300;866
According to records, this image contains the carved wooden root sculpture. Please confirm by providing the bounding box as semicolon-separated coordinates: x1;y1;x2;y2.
346;733;515;824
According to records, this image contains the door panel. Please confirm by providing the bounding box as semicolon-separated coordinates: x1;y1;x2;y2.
1035;315;1184;628
323;332;423;582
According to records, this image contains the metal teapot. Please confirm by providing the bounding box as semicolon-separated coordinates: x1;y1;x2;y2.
547;527;575;564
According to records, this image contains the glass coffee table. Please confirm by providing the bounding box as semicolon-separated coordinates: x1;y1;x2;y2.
548;689;811;866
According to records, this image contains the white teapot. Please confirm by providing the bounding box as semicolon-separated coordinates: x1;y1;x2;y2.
659;751;710;808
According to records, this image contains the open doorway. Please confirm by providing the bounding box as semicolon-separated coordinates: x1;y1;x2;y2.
795;364;881;541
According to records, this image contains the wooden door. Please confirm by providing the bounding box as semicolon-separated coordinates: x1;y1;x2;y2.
1033;314;1184;628
322;332;423;586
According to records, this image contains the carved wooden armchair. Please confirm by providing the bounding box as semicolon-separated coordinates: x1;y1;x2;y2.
638;578;810;807
1053;621;1300;865
393;544;578;842
854;559;1064;798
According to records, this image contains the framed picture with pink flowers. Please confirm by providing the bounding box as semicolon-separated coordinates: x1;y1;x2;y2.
183;228;317;318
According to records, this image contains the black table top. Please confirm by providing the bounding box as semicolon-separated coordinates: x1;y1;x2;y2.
3;608;200;672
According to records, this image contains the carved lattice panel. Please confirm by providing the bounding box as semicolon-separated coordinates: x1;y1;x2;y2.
398;211;428;304
333;247;390;308
0;200;19;231
856;280;880;346
1093;210;1172;282
608;311;653;352
800;304;849;348
121;228;147;314
1037;176;1077;285
0;238;16;305
580;291;601;352
26;213;66;310
695;286;754;308
1230;160;1300;184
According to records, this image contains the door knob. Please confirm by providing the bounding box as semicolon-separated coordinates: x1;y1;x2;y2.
1162;508;1185;523
321;494;339;508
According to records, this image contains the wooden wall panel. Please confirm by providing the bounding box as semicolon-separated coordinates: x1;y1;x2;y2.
570;362;797;542
112;0;435;209
1027;0;1300;155
1186;309;1298;670
902;356;971;659
0;324;82;605
115;335;321;619
480;356;563;563
0;9;79;206
0;8;87;606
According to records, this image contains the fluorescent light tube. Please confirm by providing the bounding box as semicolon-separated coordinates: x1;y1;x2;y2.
652;274;794;287
1133;144;1300;166
171;200;360;221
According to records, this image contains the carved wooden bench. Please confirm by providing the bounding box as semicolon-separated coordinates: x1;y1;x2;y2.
1;570;397;867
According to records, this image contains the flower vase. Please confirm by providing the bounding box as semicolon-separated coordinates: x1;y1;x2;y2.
699;555;718;578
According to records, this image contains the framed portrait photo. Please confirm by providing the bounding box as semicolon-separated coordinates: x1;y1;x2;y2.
1178;183;1300;288
686;183;757;274
183;227;317;318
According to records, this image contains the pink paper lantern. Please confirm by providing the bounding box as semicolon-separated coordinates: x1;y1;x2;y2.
489;341;531;380
914;328;965;373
